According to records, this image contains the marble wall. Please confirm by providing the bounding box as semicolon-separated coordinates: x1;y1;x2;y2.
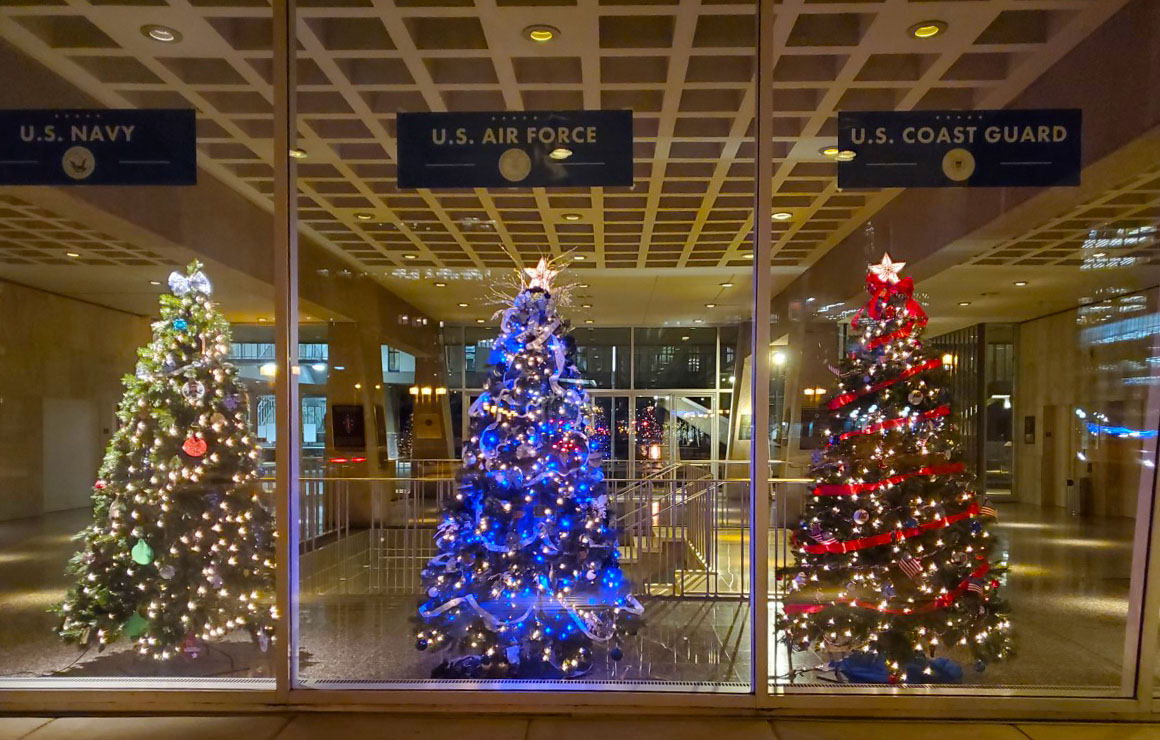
0;280;148;521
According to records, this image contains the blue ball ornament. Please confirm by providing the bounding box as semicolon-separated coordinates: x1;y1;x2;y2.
173;318;188;331
974;659;986;673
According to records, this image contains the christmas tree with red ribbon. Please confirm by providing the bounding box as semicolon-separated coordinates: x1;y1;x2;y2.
779;254;1012;684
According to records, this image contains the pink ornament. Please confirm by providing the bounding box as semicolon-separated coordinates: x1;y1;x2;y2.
182;437;208;457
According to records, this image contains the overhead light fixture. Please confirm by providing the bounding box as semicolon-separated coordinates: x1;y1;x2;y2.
404;254;417;260
149;280;161;286
693;319;704;324
820;145;841;158
835;150;857;161
584;319;593;324
720;282;734;288
705;303;717;308
578;283;590;288
312;363;327;372
356;213;374;221
259;362;277;378
742;253;754;259
258;317;268;322
574;255;586;261
562;213;582;221
525;25;559;42
434;281;447;287
141;24;181;43
958;301;971;307
549;147;573;160
476;318;485;324
66;251;80;258
1014;280;1028;287
681;335;690;341
1092;252;1107;258
909;20;947;39
772;211;793;221
457;302;469;308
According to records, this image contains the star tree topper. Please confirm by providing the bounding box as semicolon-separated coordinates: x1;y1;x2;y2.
524;258;559;292
869;253;906;284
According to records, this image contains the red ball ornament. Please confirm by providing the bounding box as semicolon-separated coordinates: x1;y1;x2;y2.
94;480;107;490
182;436;208;457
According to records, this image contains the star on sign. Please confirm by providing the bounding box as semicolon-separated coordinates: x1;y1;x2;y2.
524;257;558;291
870;253;906;284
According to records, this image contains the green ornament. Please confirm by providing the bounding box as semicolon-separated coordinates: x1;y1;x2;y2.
131;538;154;565
123;612;149;639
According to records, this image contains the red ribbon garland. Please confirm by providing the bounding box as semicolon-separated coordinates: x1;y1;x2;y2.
802;501;980;555
828;357;943;411
783;562;992;616
836;405;950;442
812;461;965;497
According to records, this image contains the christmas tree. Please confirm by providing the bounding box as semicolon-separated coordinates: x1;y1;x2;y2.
779;254;1012;684
416;258;642;678
56;262;277;661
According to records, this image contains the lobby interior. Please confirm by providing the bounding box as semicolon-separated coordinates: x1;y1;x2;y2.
0;0;1159;713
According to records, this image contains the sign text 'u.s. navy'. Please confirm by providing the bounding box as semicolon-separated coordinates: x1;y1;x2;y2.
0;109;196;186
837;109;1082;189
397;110;632;189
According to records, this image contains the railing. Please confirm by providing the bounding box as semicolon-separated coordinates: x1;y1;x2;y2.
291;466;751;600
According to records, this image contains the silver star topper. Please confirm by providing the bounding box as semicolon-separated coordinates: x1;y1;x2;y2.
523;257;558;292
869;253;905;284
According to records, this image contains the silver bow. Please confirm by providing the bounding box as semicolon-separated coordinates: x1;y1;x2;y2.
168;270;212;296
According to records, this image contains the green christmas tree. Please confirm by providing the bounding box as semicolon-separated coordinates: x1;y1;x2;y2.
56;261;277;661
778;254;1012;684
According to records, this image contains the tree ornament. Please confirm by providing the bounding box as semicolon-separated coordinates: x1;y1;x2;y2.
974;660;987;673
182;436;208;457
180;632;204;659
257;631;270;653
223;394;240;411
159;564;176;580
123;612;149;639
907;389;924;405
168;268;212;296
951;551;969;566
131;538;154;565
173;318;189;332
852;509;870;525
182;379;206;402
211;412;227;426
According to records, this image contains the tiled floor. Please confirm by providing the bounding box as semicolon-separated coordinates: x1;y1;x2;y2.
0;501;1147;688
1;717;1160;740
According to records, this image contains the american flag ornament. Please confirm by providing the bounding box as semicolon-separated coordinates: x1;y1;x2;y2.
809;523;837;545
967;578;986;596
979;498;998;519
898;556;923;580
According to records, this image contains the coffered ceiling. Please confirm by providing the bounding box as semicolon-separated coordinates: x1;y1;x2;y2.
0;0;1143;324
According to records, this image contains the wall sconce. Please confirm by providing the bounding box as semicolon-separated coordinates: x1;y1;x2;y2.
435;387;448;395
409;386;419;396
421;386;433;396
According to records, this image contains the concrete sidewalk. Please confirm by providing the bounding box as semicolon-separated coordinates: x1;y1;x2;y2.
1;716;1159;740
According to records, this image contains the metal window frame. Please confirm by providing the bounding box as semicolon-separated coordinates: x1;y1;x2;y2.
4;0;1160;718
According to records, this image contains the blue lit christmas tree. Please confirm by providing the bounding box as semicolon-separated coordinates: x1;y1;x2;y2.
416;259;642;678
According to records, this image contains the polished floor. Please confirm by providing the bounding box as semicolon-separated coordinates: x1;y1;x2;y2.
0;501;1149;689
1;716;1160;740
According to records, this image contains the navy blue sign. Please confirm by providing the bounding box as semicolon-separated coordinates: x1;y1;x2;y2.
837;109;1081;189
0;109;196;186
397;110;633;189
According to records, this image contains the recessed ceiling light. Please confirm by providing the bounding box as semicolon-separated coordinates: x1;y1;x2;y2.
141;24;181;43
681;335;690;341
404;254;417;260
356;213;374;221
476;318;485;324
149;280;161;286
720;282;734;288
562;213;582;221
772;211;793;221
549;147;573;160
578;283;590;288
258;317;268;323
694;319;704;324
574;255;586;261
820;146;841;158
581;303;592;308
1014;280;1028;287
289;148;308;159
66;251;80;258
584;319;593;324
434;282;447;287
909;20;947;39
958;301;971;306
524;25;560;42
835;150;857;162
1092;252;1107;258
742;253;754;259
458;302;469;308
705;303;717;308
